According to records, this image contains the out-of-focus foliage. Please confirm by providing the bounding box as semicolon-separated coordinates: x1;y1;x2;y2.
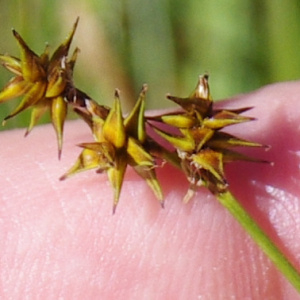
1;0;300;129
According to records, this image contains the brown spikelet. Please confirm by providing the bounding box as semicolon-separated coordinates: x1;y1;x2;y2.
61;86;164;213
0;18;80;158
150;74;267;201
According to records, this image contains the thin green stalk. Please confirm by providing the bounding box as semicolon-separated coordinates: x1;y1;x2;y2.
217;191;300;293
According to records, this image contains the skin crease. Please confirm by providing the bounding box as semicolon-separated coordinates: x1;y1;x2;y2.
1;81;300;299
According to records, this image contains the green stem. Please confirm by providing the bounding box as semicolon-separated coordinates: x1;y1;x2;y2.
217;191;300;293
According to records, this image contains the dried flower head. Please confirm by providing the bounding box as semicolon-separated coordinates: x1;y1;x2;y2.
150;74;266;202
0;18;80;158
60;85;164;213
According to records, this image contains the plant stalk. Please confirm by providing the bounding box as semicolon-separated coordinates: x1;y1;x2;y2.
217;191;300;293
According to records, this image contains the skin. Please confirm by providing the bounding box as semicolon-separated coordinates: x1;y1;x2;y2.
1;81;300;299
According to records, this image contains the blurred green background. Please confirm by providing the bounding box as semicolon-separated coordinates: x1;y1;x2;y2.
1;0;300;130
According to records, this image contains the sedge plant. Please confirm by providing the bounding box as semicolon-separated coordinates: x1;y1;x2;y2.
0;18;299;293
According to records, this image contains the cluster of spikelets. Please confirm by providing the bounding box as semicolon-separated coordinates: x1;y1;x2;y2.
0;19;265;212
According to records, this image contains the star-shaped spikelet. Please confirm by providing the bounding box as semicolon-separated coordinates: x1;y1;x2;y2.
0;18;80;158
151;74;267;202
60;85;164;213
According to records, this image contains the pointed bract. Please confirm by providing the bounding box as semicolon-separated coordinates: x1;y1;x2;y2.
108;154;128;213
0;55;22;75
12;29;46;82
103;90;126;148
0;76;30;102
48;17;79;72
25;99;48;136
51;96;68;159
124;84;147;143
4;81;46;121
